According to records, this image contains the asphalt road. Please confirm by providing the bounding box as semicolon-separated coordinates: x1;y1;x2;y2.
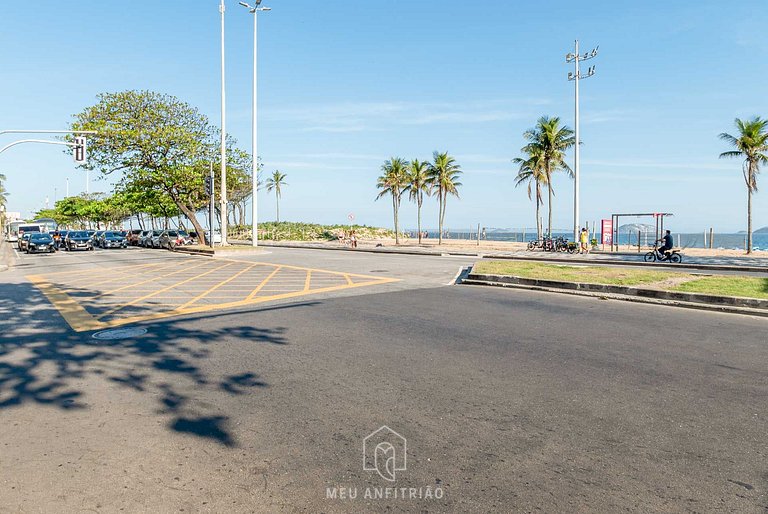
1;244;767;513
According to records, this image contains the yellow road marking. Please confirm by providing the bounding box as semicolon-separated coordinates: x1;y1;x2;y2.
246;266;283;301
177;263;258;309
91;260;211;299
26;275;105;332
27;259;400;332
36;259;173;279
94;277;399;330
95;262;236;319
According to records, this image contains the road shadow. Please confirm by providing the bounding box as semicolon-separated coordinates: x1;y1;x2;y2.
0;280;306;448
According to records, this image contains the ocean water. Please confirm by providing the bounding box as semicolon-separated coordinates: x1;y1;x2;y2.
413;230;768;251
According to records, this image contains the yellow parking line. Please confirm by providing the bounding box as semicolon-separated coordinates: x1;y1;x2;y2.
90;260;212;299
177;263;258;310
37;259;172;279
95;262;237;320
26;275;106;332
303;271;312;291
343;274;355;285
246;266;283;300
96;277;400;330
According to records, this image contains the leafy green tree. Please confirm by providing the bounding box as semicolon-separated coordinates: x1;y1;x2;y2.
70;90;231;240
376;158;408;244
265;170;288;222
427;152;463;245
522;116;575;235
404;159;431;244
719;116;768;254
513;145;547;239
0;173;8;225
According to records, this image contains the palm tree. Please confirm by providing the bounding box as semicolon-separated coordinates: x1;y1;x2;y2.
404;159;431;245
265;170;288;222
376;157;408;244
719;117;768;254
522;116;575;235
427;152;463;245
513;146;547;239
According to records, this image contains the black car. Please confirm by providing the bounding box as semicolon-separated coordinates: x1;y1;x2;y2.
64;230;94;251
26;233;56;254
99;231;128;249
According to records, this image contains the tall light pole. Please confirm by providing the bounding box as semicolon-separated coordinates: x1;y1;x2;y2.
566;40;597;241
240;1;270;247
219;0;229;246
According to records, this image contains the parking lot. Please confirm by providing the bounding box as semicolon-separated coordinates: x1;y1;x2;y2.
19;247;399;332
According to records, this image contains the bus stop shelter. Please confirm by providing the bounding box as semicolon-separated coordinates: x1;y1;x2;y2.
610;212;673;252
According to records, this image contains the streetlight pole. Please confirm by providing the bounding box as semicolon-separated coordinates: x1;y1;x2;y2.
566;40;598;241
220;0;229;246
240;1;270;248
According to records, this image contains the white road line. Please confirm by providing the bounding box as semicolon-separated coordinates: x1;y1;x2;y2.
446;266;464;285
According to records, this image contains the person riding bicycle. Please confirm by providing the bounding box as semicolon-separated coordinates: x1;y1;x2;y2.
656;230;674;259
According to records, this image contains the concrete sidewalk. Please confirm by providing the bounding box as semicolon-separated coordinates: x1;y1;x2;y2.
253;240;768;273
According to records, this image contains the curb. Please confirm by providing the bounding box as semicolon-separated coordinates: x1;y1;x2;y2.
464;273;768;317
257;241;768;273
172;246;214;257
0;240;15;272
481;254;768;274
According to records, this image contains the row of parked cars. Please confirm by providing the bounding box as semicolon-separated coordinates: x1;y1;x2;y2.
17;228;197;254
129;229;196;249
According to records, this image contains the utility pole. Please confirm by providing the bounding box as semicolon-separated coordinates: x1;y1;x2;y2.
566;40;598;241
209;160;215;249
220;0;229;246
66;178;69;198
240;0;271;248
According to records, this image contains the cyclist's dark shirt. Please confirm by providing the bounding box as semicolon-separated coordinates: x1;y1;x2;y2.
661;234;673;250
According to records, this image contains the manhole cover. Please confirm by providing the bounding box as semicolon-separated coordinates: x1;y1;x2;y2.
92;327;148;340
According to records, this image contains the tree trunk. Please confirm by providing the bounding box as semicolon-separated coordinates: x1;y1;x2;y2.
175;202;207;248
234;202;244;228
547;184;553;237
392;194;399;245
535;189;542;240
437;189;443;245
439;190;448;245
747;186;753;254
276;193;280;223
417;195;422;245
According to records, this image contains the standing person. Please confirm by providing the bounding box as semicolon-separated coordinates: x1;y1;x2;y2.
350;230;358;248
580;227;589;254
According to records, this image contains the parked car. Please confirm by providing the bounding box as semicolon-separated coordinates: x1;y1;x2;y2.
149;230;163;249
159;230;193;249
204;230;223;245
18;233;32;251
99;231;128;249
91;231;105;245
126;229;143;246
26;233;56;254
64;230;94;251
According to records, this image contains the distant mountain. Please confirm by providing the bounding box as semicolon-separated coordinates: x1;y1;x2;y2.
755;226;768;234
618;223;655;234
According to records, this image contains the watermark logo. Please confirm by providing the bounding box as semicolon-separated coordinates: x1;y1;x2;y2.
326;426;443;502
363;425;407;482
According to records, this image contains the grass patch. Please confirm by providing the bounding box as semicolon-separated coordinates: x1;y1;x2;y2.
473;261;683;286
670;276;768;300
473;260;768;300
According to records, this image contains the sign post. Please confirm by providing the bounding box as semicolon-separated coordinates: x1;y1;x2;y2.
601;219;613;251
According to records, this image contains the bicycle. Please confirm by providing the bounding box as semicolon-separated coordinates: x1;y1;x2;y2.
644;245;683;263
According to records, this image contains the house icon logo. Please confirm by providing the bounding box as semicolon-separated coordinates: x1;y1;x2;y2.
363;426;407;482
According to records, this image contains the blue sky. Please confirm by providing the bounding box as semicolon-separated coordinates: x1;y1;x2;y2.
1;0;767;232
